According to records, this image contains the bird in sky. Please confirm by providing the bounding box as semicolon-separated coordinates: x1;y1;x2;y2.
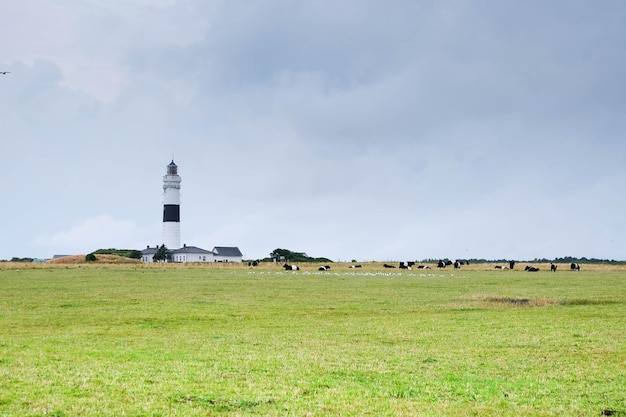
0;71;10;75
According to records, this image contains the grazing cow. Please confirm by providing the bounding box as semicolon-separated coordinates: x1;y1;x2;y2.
570;263;580;271
383;263;395;268
438;260;454;268
283;263;299;271
509;261;516;270
550;263;557;272
525;265;540;272
350;264;362;268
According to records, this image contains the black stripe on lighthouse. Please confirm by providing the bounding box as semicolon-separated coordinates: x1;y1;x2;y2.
163;204;180;222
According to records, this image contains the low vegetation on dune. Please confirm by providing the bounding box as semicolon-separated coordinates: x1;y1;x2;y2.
46;254;142;264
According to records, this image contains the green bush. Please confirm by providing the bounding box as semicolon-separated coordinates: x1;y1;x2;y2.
10;257;34;262
153;245;170;262
268;248;332;263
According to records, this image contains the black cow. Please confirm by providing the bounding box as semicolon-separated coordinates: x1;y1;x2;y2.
509;261;516;270
495;265;508;269
318;265;331;271
350;264;362;268
525;265;540;272
570;263;580;271
283;263;299;271
248;260;260;267
399;261;415;269
550;263;557;272
383;263;395;268
417;265;431;269
453;261;461;269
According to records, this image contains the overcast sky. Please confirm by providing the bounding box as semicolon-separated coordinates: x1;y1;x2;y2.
2;0;625;262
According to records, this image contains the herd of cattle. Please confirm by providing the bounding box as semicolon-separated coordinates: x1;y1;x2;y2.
246;260;583;272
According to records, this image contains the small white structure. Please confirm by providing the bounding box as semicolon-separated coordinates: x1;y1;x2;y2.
170;245;214;263
141;246;158;263
212;246;244;263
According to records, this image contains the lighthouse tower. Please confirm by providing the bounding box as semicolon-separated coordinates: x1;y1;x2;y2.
162;160;181;250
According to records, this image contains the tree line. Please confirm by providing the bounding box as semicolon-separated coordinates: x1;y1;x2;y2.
2;250;625;264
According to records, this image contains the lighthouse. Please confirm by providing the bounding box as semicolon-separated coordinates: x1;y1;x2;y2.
162;160;181;250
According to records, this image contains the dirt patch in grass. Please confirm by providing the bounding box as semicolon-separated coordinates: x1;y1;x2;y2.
559;298;621;306
464;296;622;308
172;395;276;412
483;296;559;307
600;410;623;416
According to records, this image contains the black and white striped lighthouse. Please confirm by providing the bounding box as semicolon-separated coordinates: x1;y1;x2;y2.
162;160;181;250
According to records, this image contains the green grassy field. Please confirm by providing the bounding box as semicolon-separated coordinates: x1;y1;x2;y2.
1;263;625;416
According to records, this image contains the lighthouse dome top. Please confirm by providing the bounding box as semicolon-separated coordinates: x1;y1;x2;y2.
166;160;178;175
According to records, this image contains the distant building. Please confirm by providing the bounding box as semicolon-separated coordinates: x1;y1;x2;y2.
140;244;243;263
162;160;181;250
171;245;214;263
140;160;243;263
140;246;159;263
212;246;244;263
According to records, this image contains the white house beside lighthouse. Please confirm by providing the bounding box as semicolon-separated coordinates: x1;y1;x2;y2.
162;160;181;250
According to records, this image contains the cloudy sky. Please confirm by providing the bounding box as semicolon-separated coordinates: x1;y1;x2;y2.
2;0;625;262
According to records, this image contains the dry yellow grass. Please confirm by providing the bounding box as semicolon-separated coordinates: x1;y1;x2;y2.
2;259;625;271
46;254;142;265
475;262;626;272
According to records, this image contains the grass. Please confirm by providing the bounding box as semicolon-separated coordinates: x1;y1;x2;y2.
0;263;625;416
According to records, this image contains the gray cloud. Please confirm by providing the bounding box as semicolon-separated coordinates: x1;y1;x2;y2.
1;0;625;261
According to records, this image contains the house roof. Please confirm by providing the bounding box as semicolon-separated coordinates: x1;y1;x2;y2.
212;246;243;257
139;245;242;256
171;245;212;254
